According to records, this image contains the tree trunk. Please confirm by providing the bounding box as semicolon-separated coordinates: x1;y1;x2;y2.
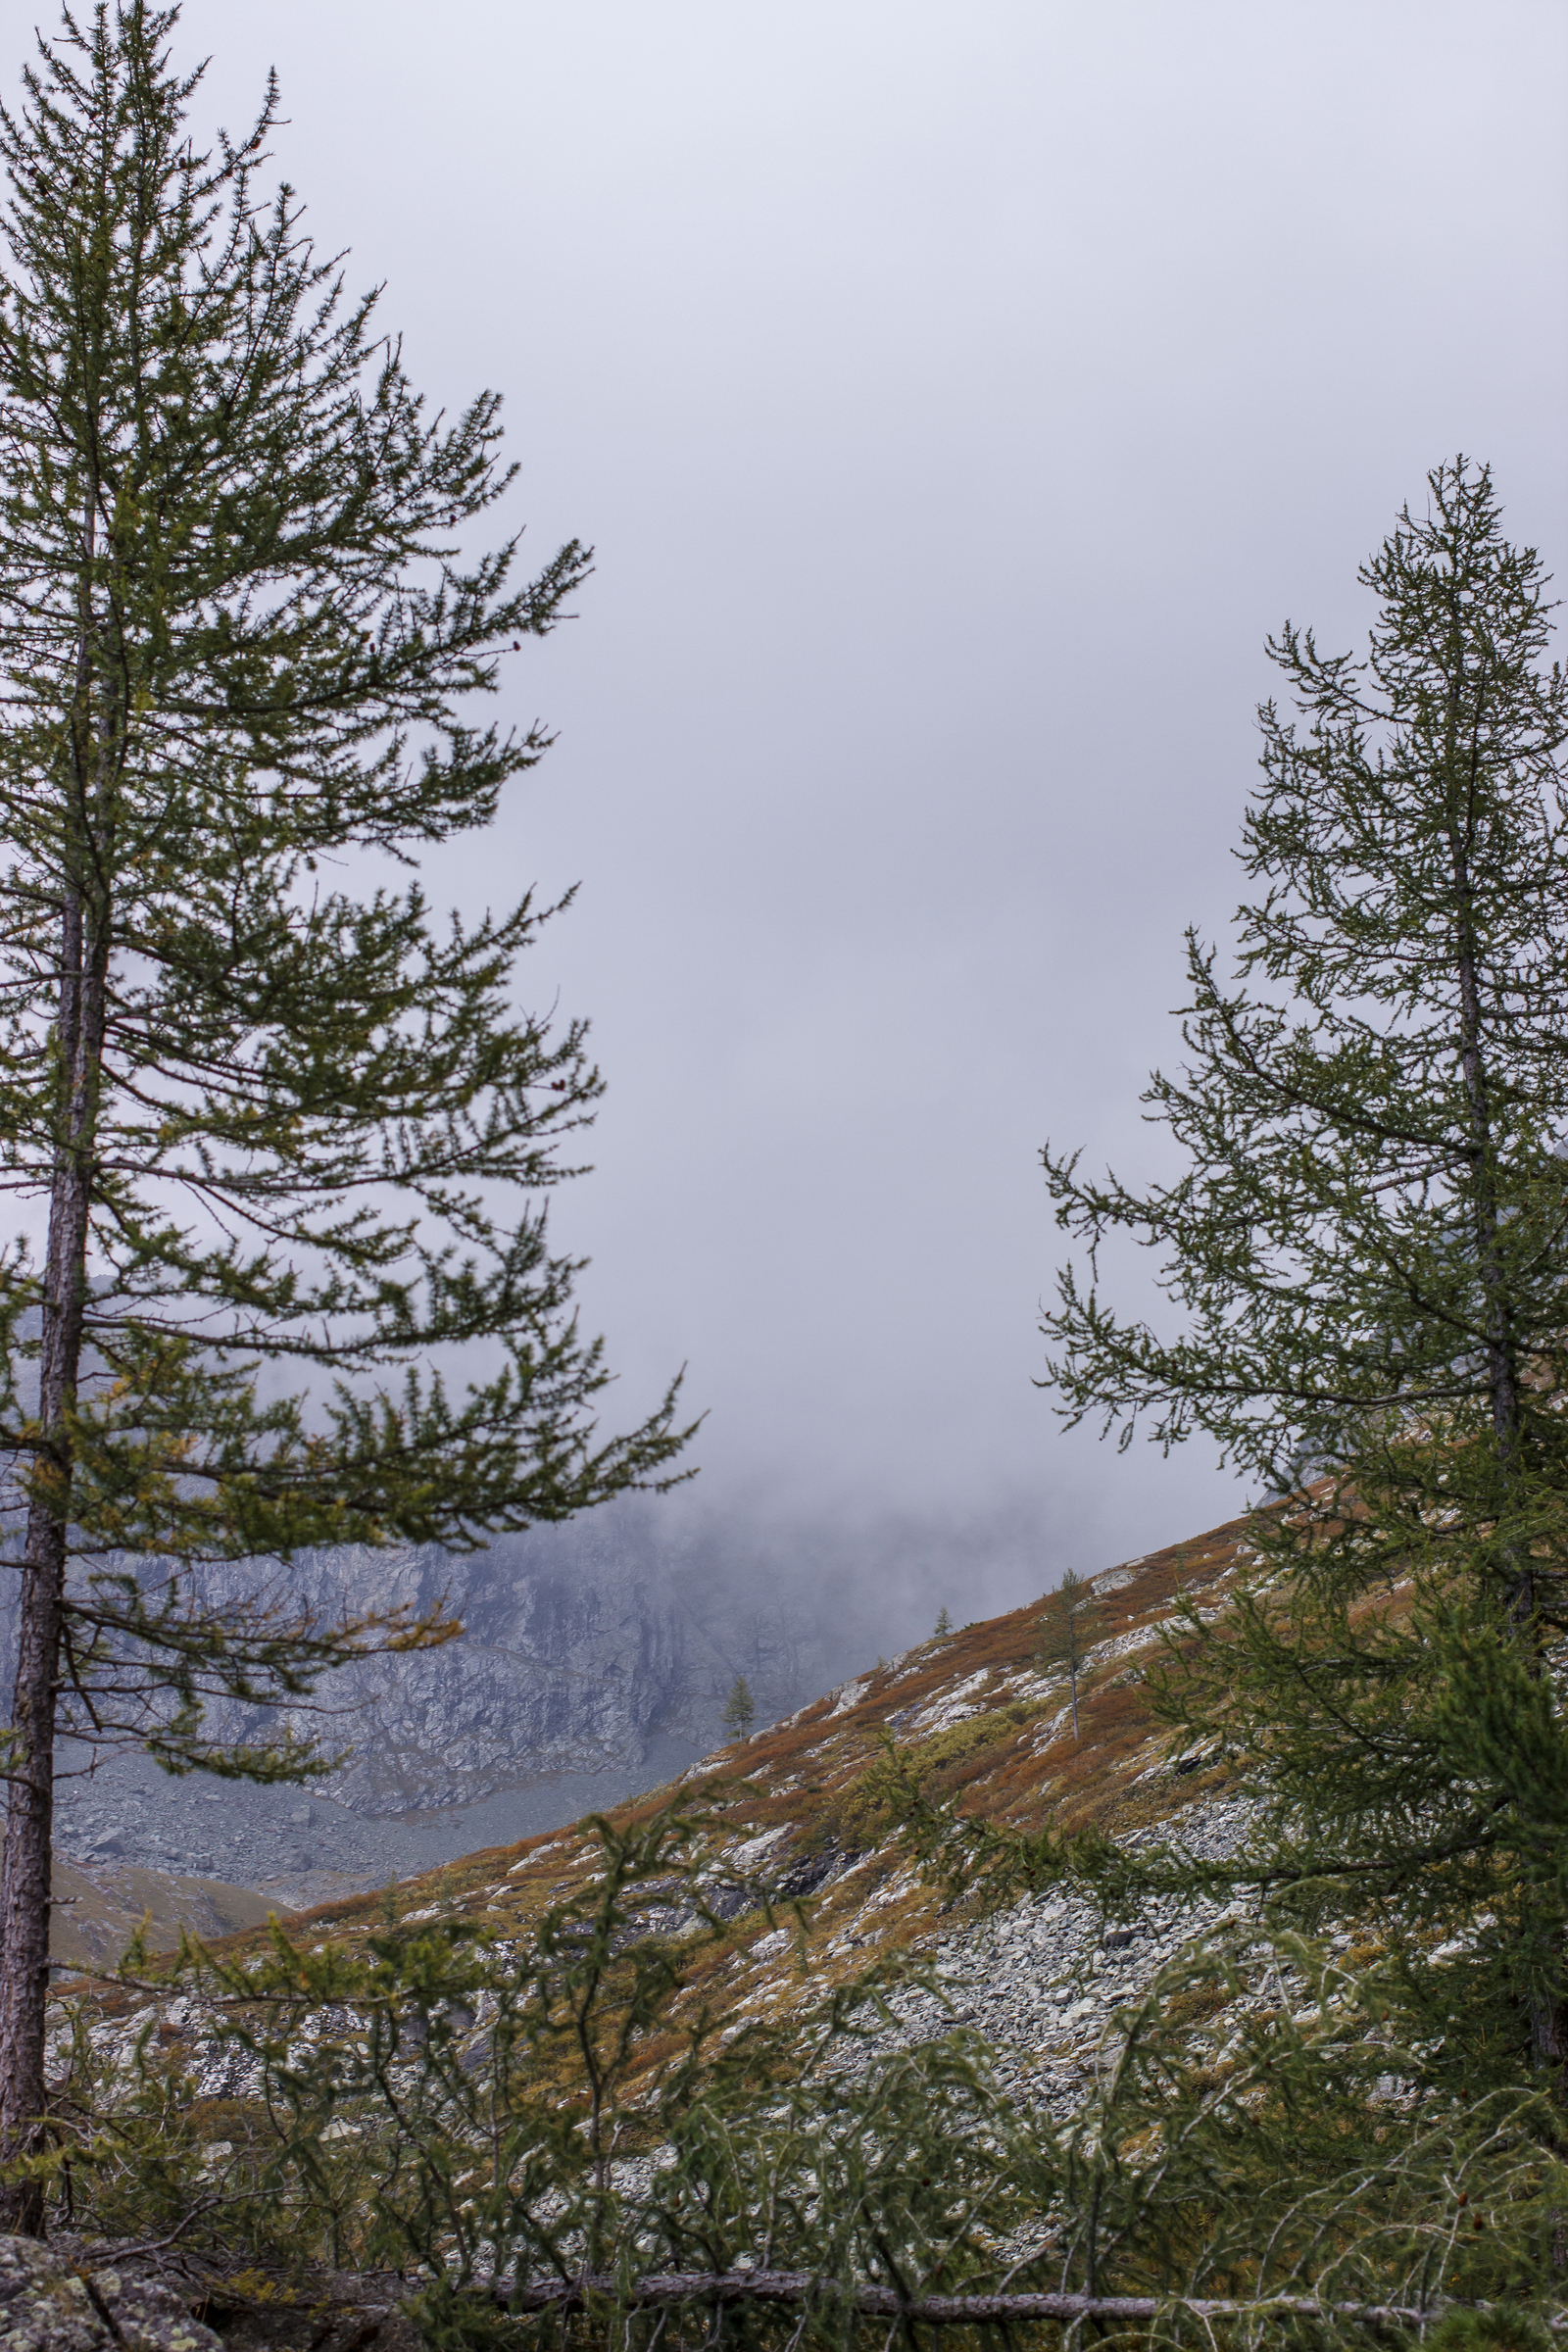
1446;738;1525;1569
0;1131;92;2230
1445;733;1567;2083
0;1526;70;2235
0;683;106;2228
1529;1987;1568;2090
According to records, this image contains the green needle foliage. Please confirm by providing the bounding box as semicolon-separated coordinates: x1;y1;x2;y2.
0;0;692;2212
1034;1569;1105;1741
1039;460;1568;2092
721;1674;758;1740
41;1800;1568;2348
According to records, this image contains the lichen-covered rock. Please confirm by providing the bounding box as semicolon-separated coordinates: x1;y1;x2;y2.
0;2238;221;2352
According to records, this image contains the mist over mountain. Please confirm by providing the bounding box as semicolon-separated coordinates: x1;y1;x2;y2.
0;1494;1066;1894
175;1492;1062;1816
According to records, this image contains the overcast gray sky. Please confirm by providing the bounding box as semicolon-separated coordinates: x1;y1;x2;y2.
172;0;1568;1604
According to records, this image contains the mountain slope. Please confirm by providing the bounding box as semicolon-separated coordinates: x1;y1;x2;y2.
87;1504;1262;2056
49;1863;279;1975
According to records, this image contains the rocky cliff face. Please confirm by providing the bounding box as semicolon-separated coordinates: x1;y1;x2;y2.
24;1500;874;1889
190;1518;688;1815
10;1494;1013;1891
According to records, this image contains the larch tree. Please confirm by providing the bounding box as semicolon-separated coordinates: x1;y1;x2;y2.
0;1;692;2224
720;1674;757;1740
1040;460;1568;2098
1033;1569;1103;1743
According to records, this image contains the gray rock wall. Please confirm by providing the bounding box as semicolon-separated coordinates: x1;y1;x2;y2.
8;1503;865;1826
184;1514;689;1813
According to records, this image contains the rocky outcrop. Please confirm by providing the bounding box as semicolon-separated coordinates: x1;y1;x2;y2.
19;1497;1038;1893
863;1796;1256;2109
0;2243;425;2352
0;2236;221;2352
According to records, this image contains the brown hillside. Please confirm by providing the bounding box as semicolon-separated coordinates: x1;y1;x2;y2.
91;1504;1265;2033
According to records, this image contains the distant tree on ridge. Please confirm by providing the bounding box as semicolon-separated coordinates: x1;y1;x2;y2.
1034;1571;1104;1742
721;1675;758;1740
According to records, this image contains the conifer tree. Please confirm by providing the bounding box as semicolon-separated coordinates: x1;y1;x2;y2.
721;1674;757;1740
1034;1570;1102;1741
1040;461;1568;2093
0;1;691;2222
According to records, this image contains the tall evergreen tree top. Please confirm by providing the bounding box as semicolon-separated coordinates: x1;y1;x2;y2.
1042;460;1568;1499
0;0;691;1577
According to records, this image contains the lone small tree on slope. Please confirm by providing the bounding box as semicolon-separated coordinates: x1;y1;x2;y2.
721;1675;757;1740
1034;1571;1103;1742
0;2;691;2226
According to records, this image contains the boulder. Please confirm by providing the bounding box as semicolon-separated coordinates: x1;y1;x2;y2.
0;2237;221;2352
